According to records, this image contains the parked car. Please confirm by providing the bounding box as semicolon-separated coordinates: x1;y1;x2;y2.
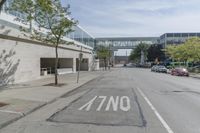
151;65;167;73
171;68;189;76
151;65;158;72
156;65;167;73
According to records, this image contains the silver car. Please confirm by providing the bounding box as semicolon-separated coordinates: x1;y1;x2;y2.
156;65;167;73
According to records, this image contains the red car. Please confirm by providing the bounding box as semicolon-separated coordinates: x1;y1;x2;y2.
171;68;189;76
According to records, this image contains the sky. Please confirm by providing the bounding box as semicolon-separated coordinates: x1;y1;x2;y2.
61;0;200;38
61;0;200;55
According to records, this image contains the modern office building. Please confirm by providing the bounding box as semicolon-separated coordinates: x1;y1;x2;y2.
95;34;200;64
159;33;200;48
96;33;200;50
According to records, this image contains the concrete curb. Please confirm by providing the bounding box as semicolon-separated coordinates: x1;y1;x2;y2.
0;74;102;130
190;75;200;79
0;103;45;129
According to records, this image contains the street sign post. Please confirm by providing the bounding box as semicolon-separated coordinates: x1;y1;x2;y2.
77;46;83;83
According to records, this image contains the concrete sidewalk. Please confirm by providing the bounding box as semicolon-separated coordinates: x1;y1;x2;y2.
0;71;104;129
190;73;200;79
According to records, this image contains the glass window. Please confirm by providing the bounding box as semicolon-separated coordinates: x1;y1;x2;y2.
166;40;174;44
174;33;181;37
70;26;94;47
2;0;95;48
197;33;200;37
167;33;173;37
160;35;165;39
189;33;196;37
182;33;188;37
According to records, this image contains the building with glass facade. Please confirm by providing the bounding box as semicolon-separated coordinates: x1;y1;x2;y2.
95;37;159;50
96;33;200;50
67;26;95;48
1;0;95;49
0;0;97;86
1;0;198;50
159;33;200;48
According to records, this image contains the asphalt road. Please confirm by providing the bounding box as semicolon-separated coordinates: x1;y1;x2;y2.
1;67;200;133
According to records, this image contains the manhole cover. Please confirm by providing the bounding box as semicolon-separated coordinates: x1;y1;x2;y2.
0;102;8;107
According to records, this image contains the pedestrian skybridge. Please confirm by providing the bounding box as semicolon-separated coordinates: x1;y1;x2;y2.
95;37;159;50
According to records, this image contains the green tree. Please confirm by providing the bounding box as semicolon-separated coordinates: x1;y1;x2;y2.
129;43;149;63
165;38;200;63
10;0;76;85
165;45;177;60
147;44;165;62
185;38;200;62
10;0;35;31
96;46;110;70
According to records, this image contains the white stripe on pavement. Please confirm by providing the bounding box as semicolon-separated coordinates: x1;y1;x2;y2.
137;87;174;133
0;110;24;116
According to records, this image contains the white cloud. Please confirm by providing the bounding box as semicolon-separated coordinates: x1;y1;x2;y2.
65;0;200;37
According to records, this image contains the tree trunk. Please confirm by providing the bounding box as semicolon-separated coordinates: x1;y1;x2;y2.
55;46;58;85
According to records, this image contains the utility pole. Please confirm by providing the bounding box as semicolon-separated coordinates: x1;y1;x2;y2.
126;50;128;65
77;46;83;83
108;44;111;70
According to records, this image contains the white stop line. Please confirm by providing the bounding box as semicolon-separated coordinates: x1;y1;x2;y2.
78;96;131;112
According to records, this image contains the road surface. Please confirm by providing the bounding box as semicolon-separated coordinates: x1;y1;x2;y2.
1;67;200;133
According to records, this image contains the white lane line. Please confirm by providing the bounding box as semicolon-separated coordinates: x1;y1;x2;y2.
0;110;24;116
137;87;174;133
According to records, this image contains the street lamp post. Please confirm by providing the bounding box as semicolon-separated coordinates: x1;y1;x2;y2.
126;50;128;65
77;46;83;83
108;44;111;70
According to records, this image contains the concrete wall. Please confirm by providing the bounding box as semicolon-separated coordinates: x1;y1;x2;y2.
58;58;73;69
76;58;89;71
0;25;94;85
40;58;73;74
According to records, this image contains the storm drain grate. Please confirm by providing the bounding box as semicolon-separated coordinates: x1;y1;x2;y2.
0;102;8;107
